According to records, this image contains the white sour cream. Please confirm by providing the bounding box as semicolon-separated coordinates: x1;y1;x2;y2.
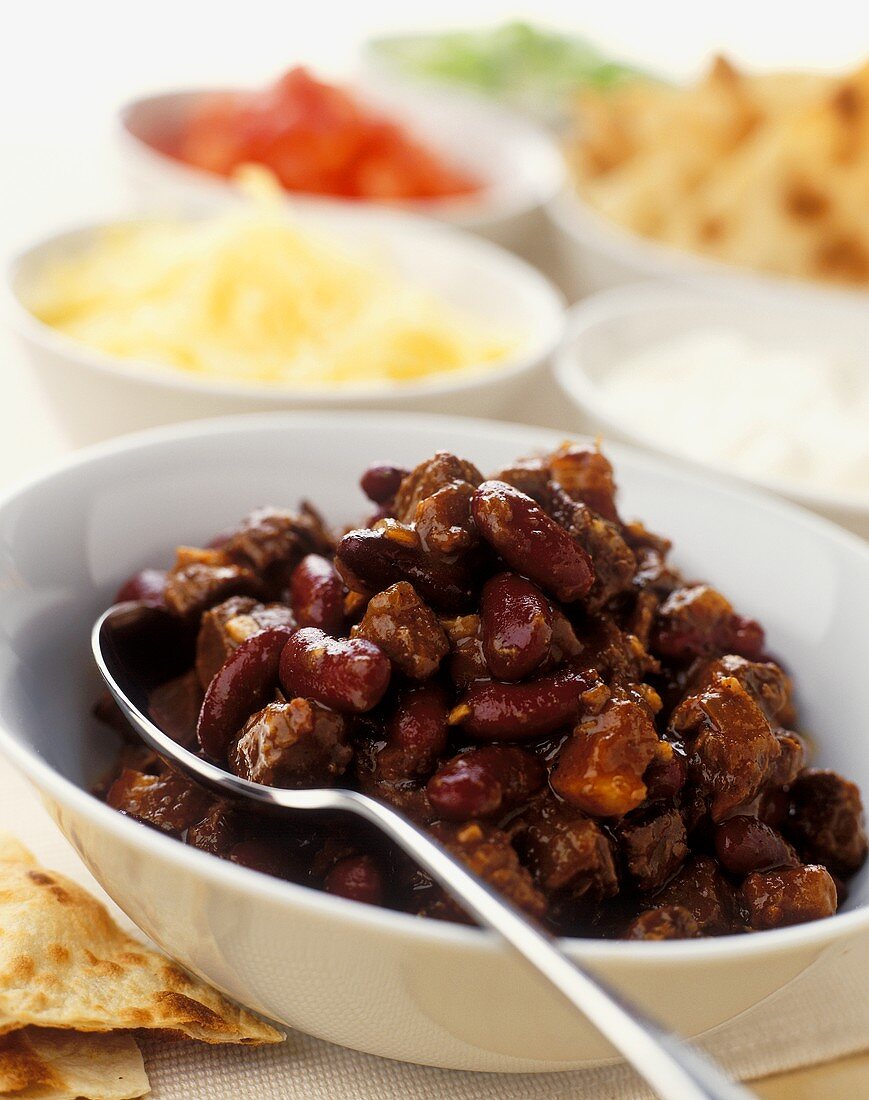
597;329;869;500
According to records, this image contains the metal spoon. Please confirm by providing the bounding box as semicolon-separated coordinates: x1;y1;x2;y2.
93;602;753;1100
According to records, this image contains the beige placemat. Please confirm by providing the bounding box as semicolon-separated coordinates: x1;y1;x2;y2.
1;755;867;1099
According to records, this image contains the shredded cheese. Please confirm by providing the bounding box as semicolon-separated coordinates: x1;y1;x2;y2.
27;193;512;391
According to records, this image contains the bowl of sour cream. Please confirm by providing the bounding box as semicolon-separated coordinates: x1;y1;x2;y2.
554;282;869;538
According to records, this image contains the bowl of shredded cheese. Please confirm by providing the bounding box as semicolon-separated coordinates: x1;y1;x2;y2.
554;282;869;538
8;185;563;444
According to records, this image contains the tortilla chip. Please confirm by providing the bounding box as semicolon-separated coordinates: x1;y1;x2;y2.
0;1027;148;1099
0;836;282;1045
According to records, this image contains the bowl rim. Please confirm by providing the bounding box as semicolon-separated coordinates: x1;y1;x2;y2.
117;81;566;227
552;281;869;519
5;211;565;405
546;185;869;310
0;409;867;964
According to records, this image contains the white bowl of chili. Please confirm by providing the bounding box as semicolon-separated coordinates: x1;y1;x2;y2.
0;411;865;1073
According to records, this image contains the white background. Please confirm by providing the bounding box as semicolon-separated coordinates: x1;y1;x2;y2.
3;1;869;478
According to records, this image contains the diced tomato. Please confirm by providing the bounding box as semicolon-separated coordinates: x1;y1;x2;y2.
168;67;481;202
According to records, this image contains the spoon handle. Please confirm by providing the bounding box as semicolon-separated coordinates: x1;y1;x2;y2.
353;794;753;1100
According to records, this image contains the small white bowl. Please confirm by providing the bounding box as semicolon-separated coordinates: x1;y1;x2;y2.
118;79;565;251
546;186;869;308
553;282;869;539
7;205;564;446
0;410;866;1072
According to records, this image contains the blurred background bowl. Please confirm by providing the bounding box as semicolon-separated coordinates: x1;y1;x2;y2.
553;281;869;538
118;79;565;254
7;205;564;447
546;186;869;307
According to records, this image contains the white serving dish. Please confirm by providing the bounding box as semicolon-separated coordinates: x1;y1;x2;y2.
118;79;565;252
553;282;869;539
546;186;869;308
6;208;564;447
0;410;865;1073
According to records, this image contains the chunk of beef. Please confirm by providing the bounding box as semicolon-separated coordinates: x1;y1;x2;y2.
392;452;483;524
186;803;242;856
515;800;618;902
148;670;203;748
547;442;620;523
653;855;741;935
616;807;688;892
164;547;261;619
573;614;659;685
195;596;296;687
431;821;547;919
624;522;679;595
106;769;212;837
652;585;765;663
670;673;782;821
440;614;488;689
221;504;333;573
228;700;352;788
414;480;477;554
550;690;661;817
683;654;794;725
786;770;868;877
353;581;449;679
488;457;550;502
624;905;700;940
741;865;837;929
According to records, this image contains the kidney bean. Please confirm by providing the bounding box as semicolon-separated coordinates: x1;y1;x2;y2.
336;527;474;613
196;624;295;761
449;665;598;741
471;481;594;603
377;682;450;782
115;568;168;607
289;554;346;635
324;854;385;906
360;464;408;505
280;626;390;714
714;816;798;877
480;573;552;682
427;745;545;821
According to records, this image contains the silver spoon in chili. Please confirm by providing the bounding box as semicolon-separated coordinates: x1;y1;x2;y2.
93;601;753;1100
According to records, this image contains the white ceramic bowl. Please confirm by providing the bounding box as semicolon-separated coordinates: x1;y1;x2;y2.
118;79;565;252
553;282;869;540
0;410;866;1073
546;186;869;308
6;208;563;447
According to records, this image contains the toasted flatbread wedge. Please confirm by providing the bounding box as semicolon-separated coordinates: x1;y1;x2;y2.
0;1027;148;1100
0;835;282;1045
